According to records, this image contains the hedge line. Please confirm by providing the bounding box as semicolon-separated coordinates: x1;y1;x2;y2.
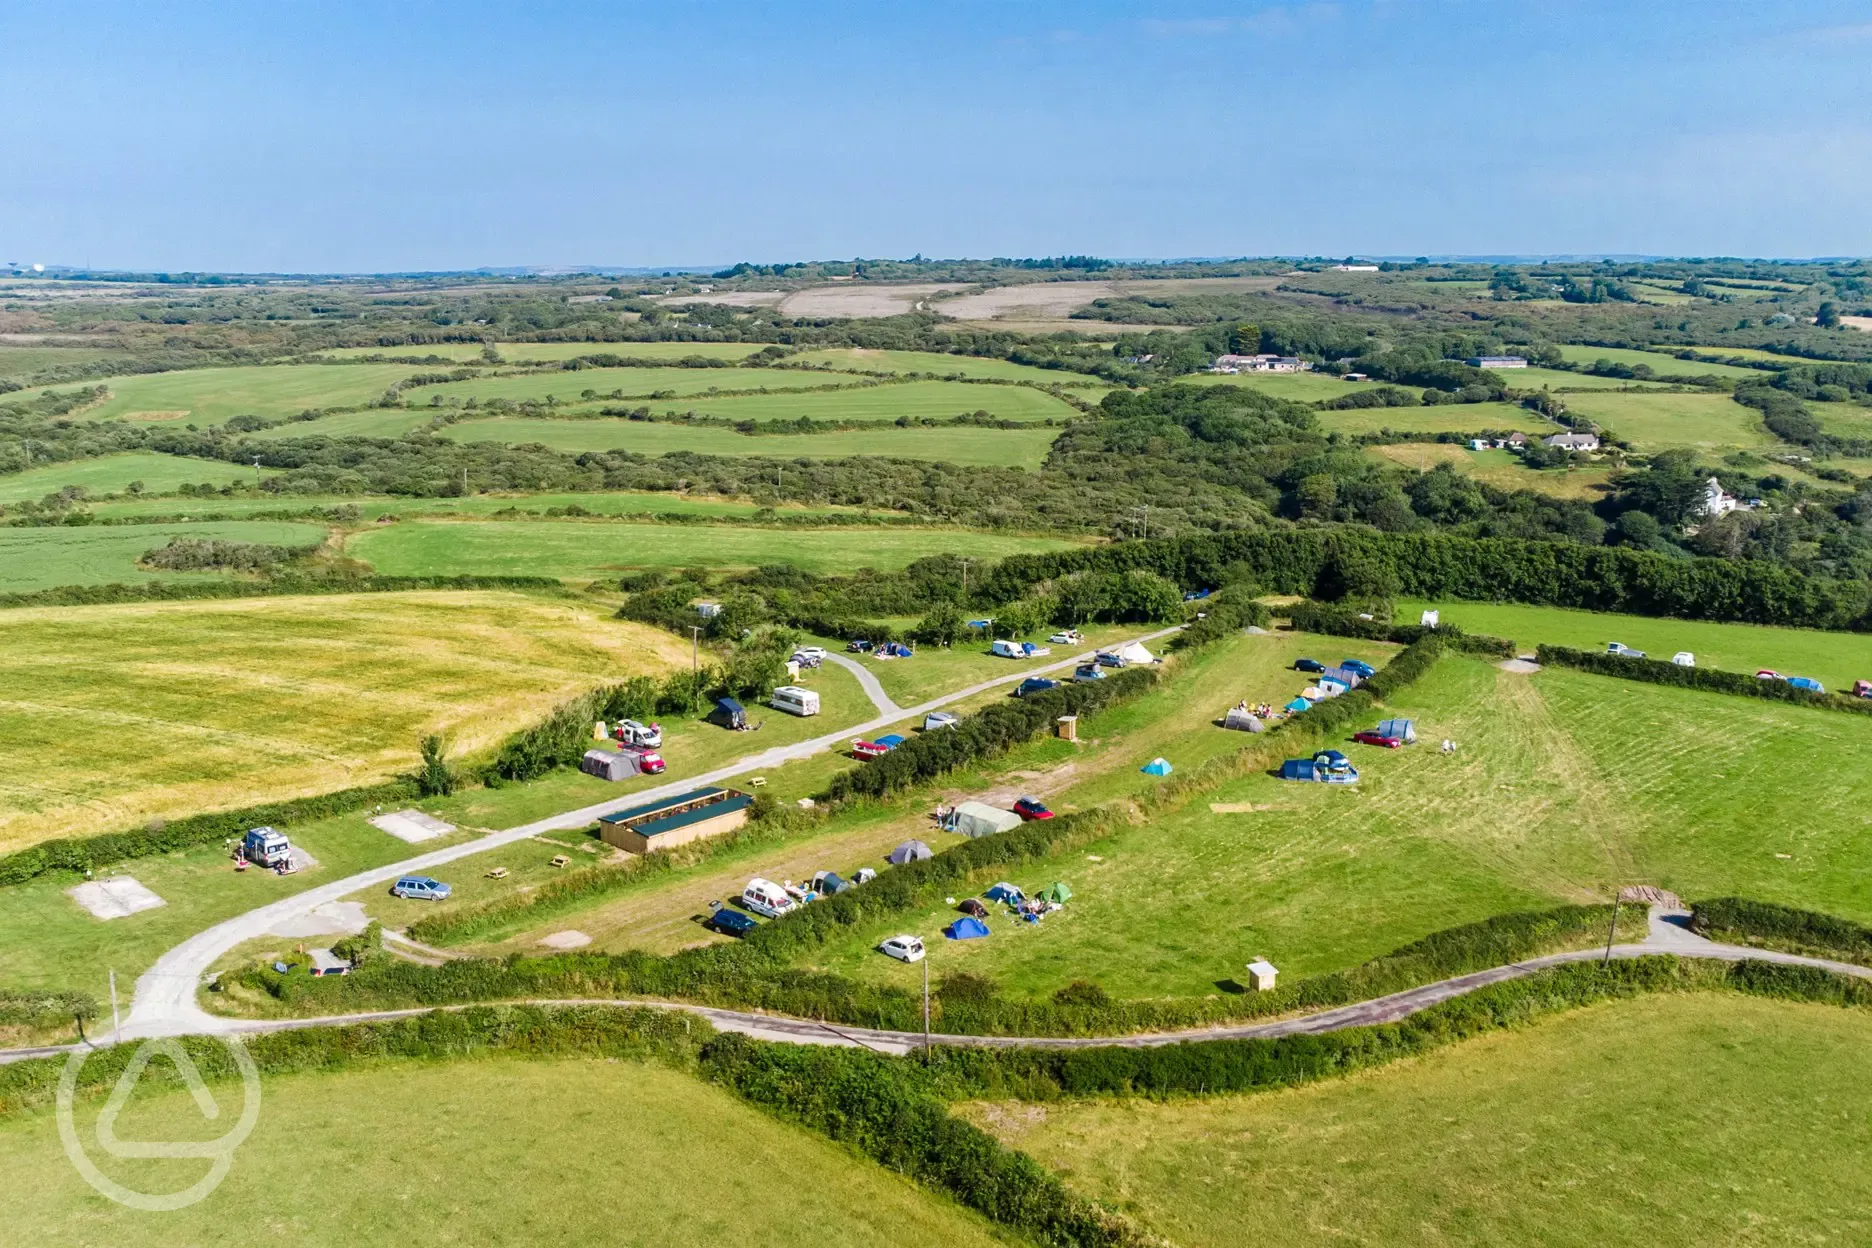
0;988;99;1028
1691;897;1872;966
0;573;565;611
0;778;420;887
1284;600;1516;658
1168;586;1271;651
1536;645;1872;715
976;529;1872;631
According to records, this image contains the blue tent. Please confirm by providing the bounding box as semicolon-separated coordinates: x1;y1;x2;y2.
876;733;906;749
945;916;990;940
709;697;747;729
1285;697;1310;713
1141;757;1174;776
984;882;1024;904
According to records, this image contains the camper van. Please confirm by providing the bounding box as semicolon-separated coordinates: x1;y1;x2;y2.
770;686;820;717
612;719;662;748
992;638;1050;659
742;877;798;919
241;827;293;868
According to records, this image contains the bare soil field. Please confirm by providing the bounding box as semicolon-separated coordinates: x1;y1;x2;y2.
654;275;1284;325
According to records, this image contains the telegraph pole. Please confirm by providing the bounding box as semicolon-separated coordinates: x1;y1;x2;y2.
922;955;931;1061
1603;888;1622;963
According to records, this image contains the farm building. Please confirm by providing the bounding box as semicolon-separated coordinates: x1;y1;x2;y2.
1544;431;1601;451
944;801;1023;839
1466;355;1528;368
598;786;752;854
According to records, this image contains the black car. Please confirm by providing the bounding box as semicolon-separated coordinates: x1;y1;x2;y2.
703;907;759;937
1014;677;1061;697
1294;658;1326;673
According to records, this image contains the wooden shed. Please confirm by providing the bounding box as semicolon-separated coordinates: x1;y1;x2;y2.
598;786;752;854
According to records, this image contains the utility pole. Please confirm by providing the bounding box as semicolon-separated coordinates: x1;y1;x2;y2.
958;557;974;600
1603;889;1622;964
252;455;263;486
922;955;931;1061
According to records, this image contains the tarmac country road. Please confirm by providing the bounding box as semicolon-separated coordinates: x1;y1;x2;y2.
114;628;1184;1044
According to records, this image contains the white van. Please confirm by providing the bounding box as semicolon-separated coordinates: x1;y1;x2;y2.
742;878;798;919
771;685;820;717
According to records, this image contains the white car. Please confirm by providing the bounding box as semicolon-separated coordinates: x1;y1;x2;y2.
741;877;798;919
878;934;926;963
923;711;959;731
1049;630;1084;645
614;719;662;748
796;646;828;662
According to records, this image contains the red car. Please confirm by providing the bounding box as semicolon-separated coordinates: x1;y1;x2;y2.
625;748;667;775
1351;730;1405;749
1012;796;1054;820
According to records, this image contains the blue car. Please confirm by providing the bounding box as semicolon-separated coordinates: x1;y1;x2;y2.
391;875;452;901
1014;677;1061;697
703;907;759;937
1294;658;1326;673
1340;659;1377;678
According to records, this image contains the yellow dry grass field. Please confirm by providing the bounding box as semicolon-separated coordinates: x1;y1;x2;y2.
0;591;688;852
1366;442;1616;500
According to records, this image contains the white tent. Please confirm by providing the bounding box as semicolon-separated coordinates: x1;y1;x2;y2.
1300;685;1326;702
1117;641;1155;665
948;801;1023;839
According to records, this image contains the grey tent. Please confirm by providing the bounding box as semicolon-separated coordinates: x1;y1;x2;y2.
887;840;933;865
1376;718;1417;743
1223;708;1265;733
946;801;1023;839
580;748;639;781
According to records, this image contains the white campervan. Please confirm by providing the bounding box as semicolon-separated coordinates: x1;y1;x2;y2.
742;877;798;919
771;686;820;716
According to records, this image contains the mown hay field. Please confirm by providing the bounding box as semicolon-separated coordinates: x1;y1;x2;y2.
801;652;1872;1000
651;378;1082;424
1557;390;1775;451
0;520;328;592
790;347;1112;389
974;994;1872;1247
415;365;838;405
87;489;864;522
1317;400;1557;437
17;364;425;424
1182;371;1389;402
345;518;1087;578
1554;343;1764;378
0;452;276;504
434;415;1062;468
315;341;768;362
0;590;687;851
1365;443;1615;500
0;1059;993;1247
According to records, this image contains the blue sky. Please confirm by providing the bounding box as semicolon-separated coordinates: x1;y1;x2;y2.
2;1;1869;271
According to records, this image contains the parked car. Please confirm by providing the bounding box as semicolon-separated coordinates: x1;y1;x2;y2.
847;639;874;653
1854;680;1872;698
621;747;666;774
1014;677;1061;698
241;826;293;868
878;934;926;963
613;719;662;748
1672;652;1696;667
1095;651;1127;668
851;739;892;761
1757;669;1782;680
1073;663;1106;683
790;651;823;669
1351;730;1406;749
1294;658;1326;674
1605;642;1646;659
391;875;452;901
1339;659;1378;678
1049;629;1085;645
796;646;827;662
923;711;959;731
1012;796;1054;820
703;906;759;937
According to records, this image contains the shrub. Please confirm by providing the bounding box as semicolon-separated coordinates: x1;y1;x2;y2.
1691;897;1872;964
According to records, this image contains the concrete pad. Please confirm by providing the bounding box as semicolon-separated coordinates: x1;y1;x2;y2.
539;930;592;950
266;901;369;939
68;877;166;920
1497;658;1542;674
370;809;457;844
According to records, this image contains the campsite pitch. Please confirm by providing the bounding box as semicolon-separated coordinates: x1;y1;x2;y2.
973;993;1872;1247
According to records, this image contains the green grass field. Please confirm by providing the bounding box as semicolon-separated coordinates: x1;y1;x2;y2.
790;347;1111;390
977;994;1872;1247
317;341;769;362
0;590;688;852
1317;401;1557;437
436;416;1061;468
0;344;134;381
1554;344;1763;379
346;519;1085;579
1183;372;1389;402
0;1059;992;1247
1559;389;1774;451
0;453;276;504
1400;597;1872;689
649;379;1080;425
1366;443;1615;500
1808;401;1872;442
17;364;425;425
801;648;1872;999
416;366;841;405
247;407;437;440
0;520;327;592
86;489;864;522
1503;365;1674;391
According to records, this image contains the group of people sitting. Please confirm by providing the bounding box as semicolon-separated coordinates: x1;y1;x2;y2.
1234;700;1277;718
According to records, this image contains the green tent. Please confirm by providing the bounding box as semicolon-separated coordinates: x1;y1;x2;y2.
1038;882;1072;905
